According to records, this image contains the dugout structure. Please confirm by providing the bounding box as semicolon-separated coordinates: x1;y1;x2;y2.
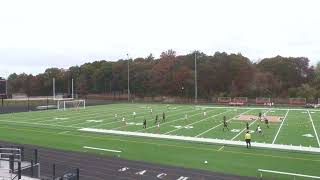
217;97;231;104
57;99;86;110
256;97;271;105
289;98;306;105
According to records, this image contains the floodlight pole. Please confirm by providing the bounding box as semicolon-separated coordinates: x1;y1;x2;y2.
53;78;55;100
194;52;198;103
71;78;74;99
127;54;130;102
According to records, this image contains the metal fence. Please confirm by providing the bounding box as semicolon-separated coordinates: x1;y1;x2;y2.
0;143;79;180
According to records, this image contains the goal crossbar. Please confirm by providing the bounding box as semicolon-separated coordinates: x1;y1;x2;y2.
57;99;86;110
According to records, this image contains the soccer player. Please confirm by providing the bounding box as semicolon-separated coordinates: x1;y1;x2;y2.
150;108;153;114
143;118;147;129
185;114;188;121
133;112;136;120
203;111;207;116
245;131;251;148
114;114;118;120
256;125;262;134
155;114;158;124
258;112;262;120
162;112;166;122
122;117;126;125
246;122;249;130
223;116;229;131
166;104;170;110
264;116;269;128
156;122;160;133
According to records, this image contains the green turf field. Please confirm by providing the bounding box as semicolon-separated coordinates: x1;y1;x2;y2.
0;103;319;179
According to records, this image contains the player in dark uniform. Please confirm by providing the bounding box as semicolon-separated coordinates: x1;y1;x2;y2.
258;112;262;120
264;117;269;128
223;116;229;131
143;118;147;129
155;115;158;124
162;112;166;122
246;122;249;130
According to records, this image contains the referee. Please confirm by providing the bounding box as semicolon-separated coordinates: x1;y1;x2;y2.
245;131;251;148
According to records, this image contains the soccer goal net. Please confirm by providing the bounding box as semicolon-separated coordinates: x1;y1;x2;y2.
256;97;271;104
289;98;306;105
57;100;86;110
217;97;231;103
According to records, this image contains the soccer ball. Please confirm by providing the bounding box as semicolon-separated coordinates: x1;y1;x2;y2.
204;161;208;164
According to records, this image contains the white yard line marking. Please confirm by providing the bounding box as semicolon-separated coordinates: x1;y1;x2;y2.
111;107;194;130
307;110;320;147
195;106;320;112
231;109;272;141
164;110;232;135
136;109;212;132
218;146;225;151
231;119;258;140
195;109;252;137
83;146;122;153
79;128;320;153
58;131;70;134
272;110;289;144
91;105;188;129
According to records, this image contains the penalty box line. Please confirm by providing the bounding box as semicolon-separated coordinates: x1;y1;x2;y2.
195;109;253;137
136;108;218;132
163;109;232;135
272;109;289;144
231;108;272;141
307;110;320;147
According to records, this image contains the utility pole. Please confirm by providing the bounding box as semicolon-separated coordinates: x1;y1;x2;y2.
71;78;74;99
53;78;55;100
127;54;130;102
194;52;198;103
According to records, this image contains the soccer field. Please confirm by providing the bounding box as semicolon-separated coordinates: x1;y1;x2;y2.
0;103;320;179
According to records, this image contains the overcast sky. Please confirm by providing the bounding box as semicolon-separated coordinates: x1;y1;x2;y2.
0;0;320;78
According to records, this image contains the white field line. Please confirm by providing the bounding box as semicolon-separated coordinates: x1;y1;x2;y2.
37;105;153;124
33;104;183;128
26;105;137;124
164;110;232;135
308;110;320;147
58;131;70;134
32;103;171;123
230;109;272;141
0;119;81;129
272;110;290;144
113;107;201;130
231;119;258;140
258;169;320;179
195;106;320;112
79;128;320;153
83;146;122;153
218;146;225;151
195;109;252;137
89;105;189;129
136;108;219;132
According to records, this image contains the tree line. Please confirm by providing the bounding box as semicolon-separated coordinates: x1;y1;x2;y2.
5;50;320;99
